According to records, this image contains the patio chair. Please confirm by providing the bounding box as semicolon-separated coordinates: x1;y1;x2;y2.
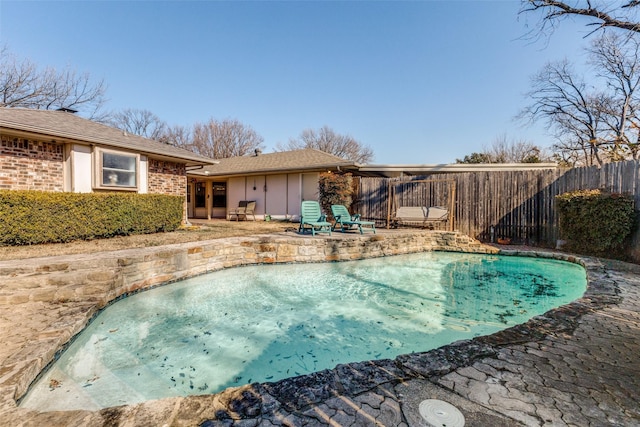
228;200;256;221
331;204;376;234
298;201;332;236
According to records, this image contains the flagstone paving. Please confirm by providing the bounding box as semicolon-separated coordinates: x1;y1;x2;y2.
0;234;638;426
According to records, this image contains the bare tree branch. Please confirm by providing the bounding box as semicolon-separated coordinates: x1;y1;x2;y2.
189;118;264;159
0;46;107;118
521;0;640;40
107;108;168;140
159;124;192;147
277;126;374;163
588;34;640;158
519;59;606;166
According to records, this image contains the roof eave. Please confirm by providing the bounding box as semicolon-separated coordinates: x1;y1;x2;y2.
190;162;357;177
1;123;217;166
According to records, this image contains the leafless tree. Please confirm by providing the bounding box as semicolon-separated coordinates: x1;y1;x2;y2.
520;33;640;165
190;118;264;159
486;134;551;163
0;46;107;118
519;59;608;166
521;1;640;38
159;124;193;148
456;134;549;164
589;33;640;159
107;108;168;140
277;126;374;163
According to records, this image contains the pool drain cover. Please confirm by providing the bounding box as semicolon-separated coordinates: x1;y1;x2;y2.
418;399;465;427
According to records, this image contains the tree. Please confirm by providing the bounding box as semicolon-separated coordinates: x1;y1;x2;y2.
456;135;548;164
0;46;107;118
106;111;265;158
278;126;374;163
520;34;640;166
521;1;640;37
107;108;168;140
160;124;193;148
456;152;493;164
189;118;264;159
486;134;548;163
589;33;640;160
519;59;607;166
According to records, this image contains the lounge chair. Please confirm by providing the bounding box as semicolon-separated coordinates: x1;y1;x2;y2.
298;201;332;236
228;200;256;221
331;204;376;234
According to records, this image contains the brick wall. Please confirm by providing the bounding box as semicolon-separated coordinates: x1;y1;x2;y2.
148;159;186;196
0;136;64;191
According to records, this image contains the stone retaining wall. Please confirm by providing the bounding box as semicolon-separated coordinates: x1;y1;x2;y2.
0;231;493;309
0;230;496;422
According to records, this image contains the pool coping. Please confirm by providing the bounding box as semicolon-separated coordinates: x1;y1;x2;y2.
0;230;638;426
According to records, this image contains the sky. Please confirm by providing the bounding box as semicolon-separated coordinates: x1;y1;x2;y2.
1;0;596;164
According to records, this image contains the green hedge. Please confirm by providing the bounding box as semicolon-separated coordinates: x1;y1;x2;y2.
0;190;184;246
556;189;636;258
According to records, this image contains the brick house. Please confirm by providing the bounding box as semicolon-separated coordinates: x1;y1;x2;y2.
0;107;215;219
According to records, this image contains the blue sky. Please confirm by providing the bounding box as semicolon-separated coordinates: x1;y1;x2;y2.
1;1;593;164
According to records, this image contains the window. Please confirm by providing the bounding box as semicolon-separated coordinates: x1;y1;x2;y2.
95;148;138;190
212;182;226;208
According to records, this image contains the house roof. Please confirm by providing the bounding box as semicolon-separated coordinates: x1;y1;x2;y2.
0;108;216;166
191;148;358;177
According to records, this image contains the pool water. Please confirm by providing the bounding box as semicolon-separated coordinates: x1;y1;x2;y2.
21;252;586;411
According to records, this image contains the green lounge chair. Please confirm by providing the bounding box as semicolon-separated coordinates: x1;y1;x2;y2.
331;204;376;234
299;201;332;236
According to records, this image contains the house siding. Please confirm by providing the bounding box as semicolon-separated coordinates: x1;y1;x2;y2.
148;159;186;196
0;136;64;191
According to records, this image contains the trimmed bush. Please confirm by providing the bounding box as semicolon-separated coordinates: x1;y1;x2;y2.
319;172;353;219
0;190;184;246
556;189;636;258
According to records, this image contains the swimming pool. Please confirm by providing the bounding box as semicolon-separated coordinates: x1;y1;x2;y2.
20;251;586;411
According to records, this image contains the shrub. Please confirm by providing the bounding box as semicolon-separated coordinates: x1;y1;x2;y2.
318;172;353;218
0;190;184;246
555;189;636;258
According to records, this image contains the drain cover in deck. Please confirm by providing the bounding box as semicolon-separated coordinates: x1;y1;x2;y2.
419;399;465;427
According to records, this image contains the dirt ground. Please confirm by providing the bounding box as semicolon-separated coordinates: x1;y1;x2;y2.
0;219;294;261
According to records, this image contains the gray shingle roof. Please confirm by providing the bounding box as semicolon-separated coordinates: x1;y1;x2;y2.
193;148;358;177
0;108;216;165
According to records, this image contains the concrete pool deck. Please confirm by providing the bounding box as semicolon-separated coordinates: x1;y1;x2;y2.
0;230;638;426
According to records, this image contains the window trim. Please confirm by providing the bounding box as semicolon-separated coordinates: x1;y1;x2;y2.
93;147;140;191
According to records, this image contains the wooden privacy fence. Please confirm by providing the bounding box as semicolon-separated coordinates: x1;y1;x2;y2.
354;160;640;247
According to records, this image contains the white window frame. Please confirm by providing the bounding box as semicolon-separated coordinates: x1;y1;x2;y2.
93;147;140;191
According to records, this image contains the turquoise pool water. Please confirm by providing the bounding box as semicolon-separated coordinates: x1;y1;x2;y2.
21;252;587;411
